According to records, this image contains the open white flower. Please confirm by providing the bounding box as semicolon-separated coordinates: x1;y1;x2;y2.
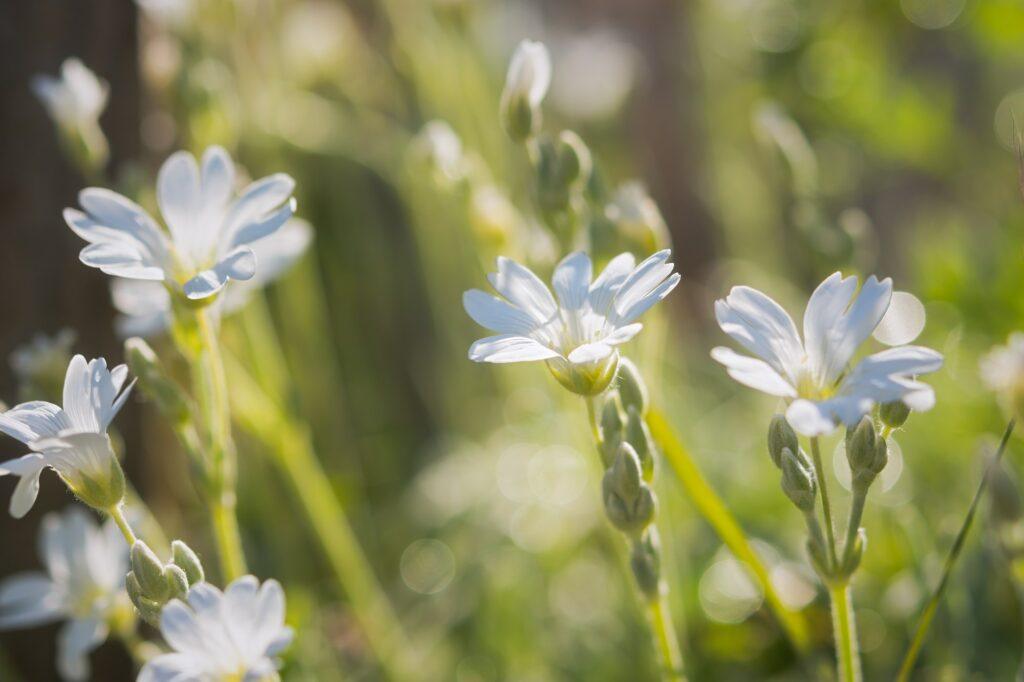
0;355;132;517
139;576;293;682
464;250;680;395
0;507;131;681
109;218;314;338
712;272;943;436
63;146;297;301
32;58;108;136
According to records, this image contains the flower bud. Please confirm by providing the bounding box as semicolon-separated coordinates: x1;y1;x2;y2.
625;406;655;482
602;443;656;534
846;418;887;489
131;541;169;602
125;337;192;425
780;448;816;512
616;357;648;417
164;564;190;601
171;540;205;585
534;131;592;212
126;572;163;627
599;394;625;468
879;400;911;430
57;435;126;512
630;529;662;599
768;414;799;469
500;40;550;142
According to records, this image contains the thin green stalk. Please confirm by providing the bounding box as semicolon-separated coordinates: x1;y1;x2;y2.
896;419;1016;682
829;582;861;682
108;503;137;546
223;352;418;680
585;396;602;444
648;593;686;681
194;307;247;581
841;488;868;570
809;436;838;571
646;409;810;651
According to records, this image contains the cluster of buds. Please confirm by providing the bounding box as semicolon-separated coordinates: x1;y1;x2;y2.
533;130;592;214
597;359;664;599
845;417;890;493
126;539;205;627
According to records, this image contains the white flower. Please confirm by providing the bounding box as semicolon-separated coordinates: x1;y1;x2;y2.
413;120;466;186
139;576;293;682
0;355;132;517
503;40;551;109
464;250;680;395
32;58;108;134
0;507;130;681
109;218;314;338
981;333;1024;418
63;145;297;301
712;272;943;436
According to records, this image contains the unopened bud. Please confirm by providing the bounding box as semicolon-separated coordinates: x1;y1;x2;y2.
164;564;190;600
599;395;625;467
602;444;656;534
630;529;662;598
125;337;192;425
126;572;162;627
847;418;887;489
500;40;550;142
617;358;648;417
171;540;205;585
879;400;911;430
131;541;169;601
768;414;799;469
625;406;655;481
780;448;816;512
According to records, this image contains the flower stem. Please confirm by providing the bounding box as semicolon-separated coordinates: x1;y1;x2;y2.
108;503;137;546
841;487;868;570
646;409;810;651
648;593;686;681
828;582;861;682
809;436;838;571
585;395;602;445
194;307;247;580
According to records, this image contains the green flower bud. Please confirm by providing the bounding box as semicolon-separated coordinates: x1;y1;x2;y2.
602;444;656;534
66;443;126;513
126;572;163;628
553;130;592;189
164;564;190;601
500;40;550;143
768;414;799;469
599;394;625;468
131;541;169;602
171;540;205;586
630;529;662;599
125;337;192;425
879;400;911;430
617;357;648;417
502;95;536;142
625;405;655;481
847;418;887;489
780;448;816;512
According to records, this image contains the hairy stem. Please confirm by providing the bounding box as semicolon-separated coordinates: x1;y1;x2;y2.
829;582;861;682
809;436;838;571
648;592;686;681
108;503;137;546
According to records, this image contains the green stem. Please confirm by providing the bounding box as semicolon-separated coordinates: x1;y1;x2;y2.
646;409;810;651
896;419;1016;681
108;503;137;546
195;307;247;580
809;437;838;571
585;395;602;445
841;487;868;570
648;593;686;681
829;582;861;682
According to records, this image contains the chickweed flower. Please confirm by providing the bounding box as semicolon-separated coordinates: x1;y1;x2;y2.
64;145;297;302
109;218;313;338
981;332;1024;420
464;250;680;395
0;355;132;517
712;272;943;436
32;58;109;172
500;40;551;141
0;507;131;681
139;576;293;682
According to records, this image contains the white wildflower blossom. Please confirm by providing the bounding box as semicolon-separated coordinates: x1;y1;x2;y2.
63;146;297;302
0;507;131;681
500;40;551;140
139;576;293;682
109;218;313;338
712;272;943;436
0;355;132;517
464;250;680;395
32;58;108;137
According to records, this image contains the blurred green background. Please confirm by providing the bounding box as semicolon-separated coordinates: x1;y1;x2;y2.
2;0;1024;679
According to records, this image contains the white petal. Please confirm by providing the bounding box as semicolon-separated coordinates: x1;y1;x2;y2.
221;174;296;248
0;573;61;628
614;272;680;325
803;273;892;384
62;355;96;432
199;146;235;226
873;291;926;346
567;342;613;364
468;335;560;364
463;290;538;335
711;346;798;398
73;189;170;271
138;653;203;682
487;257;558;325
0;402;69;443
9;466;45;519
603;323;643;346
57;617;106;681
589;252;636;315
785;399;844;436
836;346;943;408
551;251;592;311
224;198;296;252
505;40;551;106
157;150;201;249
182;247;257;300
159;599;204;655
245;218;313;286
714;285;804;381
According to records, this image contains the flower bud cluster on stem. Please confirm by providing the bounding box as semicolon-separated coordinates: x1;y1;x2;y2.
126;539;205;627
